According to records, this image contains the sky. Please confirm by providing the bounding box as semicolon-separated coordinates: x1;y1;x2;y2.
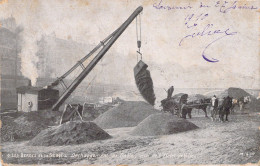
0;0;259;89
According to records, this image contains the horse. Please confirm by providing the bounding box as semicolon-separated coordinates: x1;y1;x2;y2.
238;96;251;111
181;98;211;119
230;96;251;113
230;99;238;114
218;96;233;122
161;98;179;115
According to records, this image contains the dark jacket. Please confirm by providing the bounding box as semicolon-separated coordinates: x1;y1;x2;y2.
214;98;219;108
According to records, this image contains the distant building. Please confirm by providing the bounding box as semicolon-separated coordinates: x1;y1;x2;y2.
98;96;113;104
0;17;29;110
35;35;104;104
36;35;92;78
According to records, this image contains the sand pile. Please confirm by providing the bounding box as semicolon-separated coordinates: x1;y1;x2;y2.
0;110;61;142
14;109;60;126
131;113;198;136
247;98;260;112
94;101;158;129
173;93;188;99
188;94;208;102
83;104;114;121
28;121;111;146
1;118;46;142
219;87;251;99
219;87;260;112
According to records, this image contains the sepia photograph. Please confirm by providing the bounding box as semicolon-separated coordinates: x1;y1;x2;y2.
0;0;259;165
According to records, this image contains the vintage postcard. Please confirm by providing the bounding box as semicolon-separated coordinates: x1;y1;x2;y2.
0;0;259;165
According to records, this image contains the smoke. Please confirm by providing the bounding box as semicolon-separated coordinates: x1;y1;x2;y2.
19;30;40;86
0;1;41;86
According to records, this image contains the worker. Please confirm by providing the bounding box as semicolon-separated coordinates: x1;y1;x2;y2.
211;95;218;121
167;86;174;99
221;96;232;122
28;101;33;112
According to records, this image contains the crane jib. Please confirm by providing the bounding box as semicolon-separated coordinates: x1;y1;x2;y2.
51;6;143;111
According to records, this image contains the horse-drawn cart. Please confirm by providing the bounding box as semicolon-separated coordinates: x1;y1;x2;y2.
161;93;211;118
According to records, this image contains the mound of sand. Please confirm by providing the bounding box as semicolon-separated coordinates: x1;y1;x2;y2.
28;121;111;146
14;109;60;126
83;104;114;121
188;94;208;102
219;87;251;99
94;101;158;129
173;93;187;98
131;113;198;136
0;110;61;142
247;98;260;112
218;87;260;112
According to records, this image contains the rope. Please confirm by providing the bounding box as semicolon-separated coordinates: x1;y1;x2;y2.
139;13;142;41
136;17;139;62
136;14;142;41
136;17;138;41
136;13;142;61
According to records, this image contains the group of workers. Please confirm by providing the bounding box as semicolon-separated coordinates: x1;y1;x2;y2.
165;86;251;122
210;94;246;122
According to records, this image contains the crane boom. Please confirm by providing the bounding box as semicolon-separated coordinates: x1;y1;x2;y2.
52;6;143;111
48;28;119;88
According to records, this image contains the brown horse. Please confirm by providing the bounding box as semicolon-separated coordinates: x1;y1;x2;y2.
218;96;233;122
181;98;211;119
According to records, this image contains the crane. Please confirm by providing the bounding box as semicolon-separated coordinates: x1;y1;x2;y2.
49;6;144;111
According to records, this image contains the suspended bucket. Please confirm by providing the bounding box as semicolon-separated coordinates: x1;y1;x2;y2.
134;60;156;105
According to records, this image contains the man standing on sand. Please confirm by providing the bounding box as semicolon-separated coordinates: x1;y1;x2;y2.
167;86;174;99
211;95;218;121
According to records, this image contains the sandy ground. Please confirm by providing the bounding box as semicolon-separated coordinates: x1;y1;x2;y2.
1;112;259;165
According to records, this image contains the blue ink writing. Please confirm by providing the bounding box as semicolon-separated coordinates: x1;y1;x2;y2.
153;0;192;10
185;13;208;28
215;1;258;13
179;24;237;62
199;2;210;8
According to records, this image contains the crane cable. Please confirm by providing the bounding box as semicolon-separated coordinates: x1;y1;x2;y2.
136;13;142;62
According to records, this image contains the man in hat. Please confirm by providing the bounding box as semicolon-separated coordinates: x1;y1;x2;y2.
167;86;174;99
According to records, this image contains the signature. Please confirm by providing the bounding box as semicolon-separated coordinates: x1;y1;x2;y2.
215;1;258;13
151;0;255;63
179;24;237;62
153;0;192;10
152;0;258;13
